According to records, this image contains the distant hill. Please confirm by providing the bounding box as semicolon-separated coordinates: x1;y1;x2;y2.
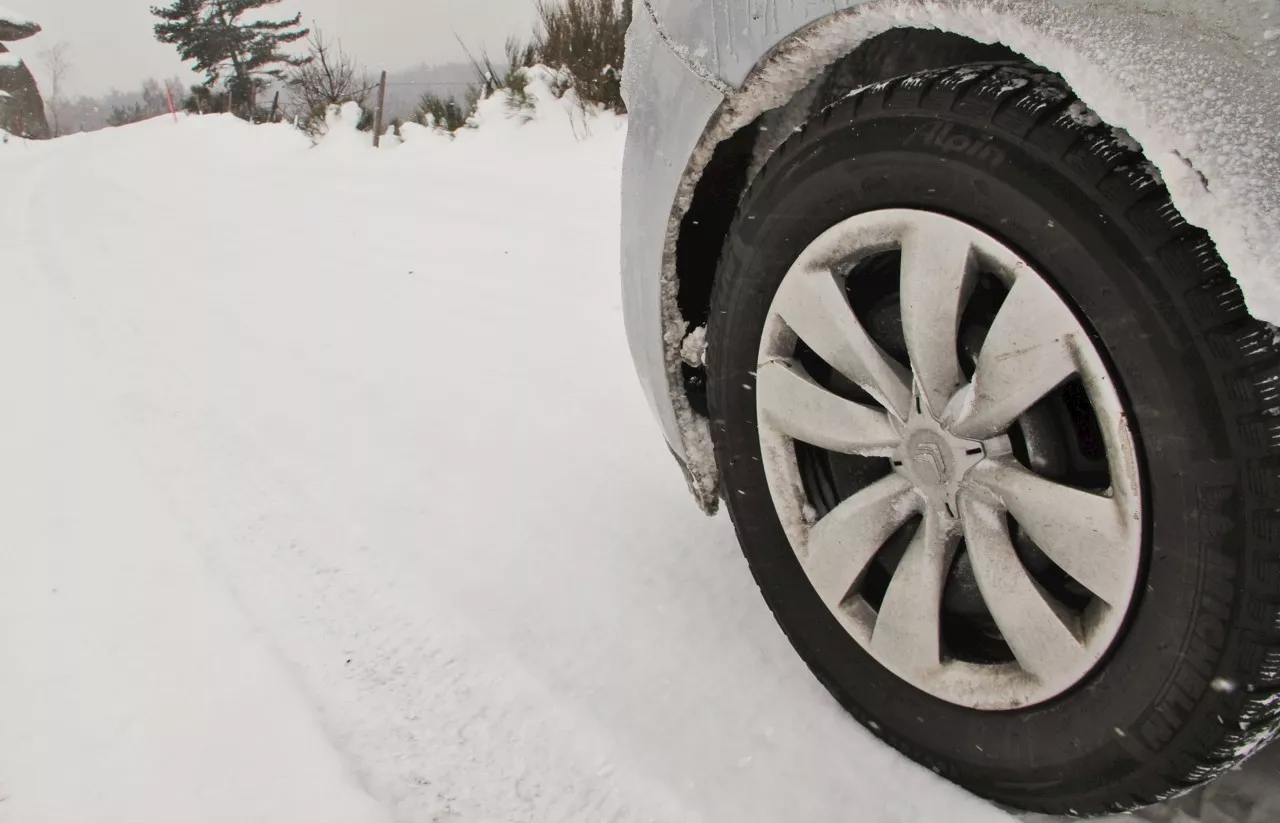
44;61;483;135
381;61;480;123
55;79;187;135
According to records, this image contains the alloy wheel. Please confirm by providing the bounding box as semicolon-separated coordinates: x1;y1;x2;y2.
756;209;1143;710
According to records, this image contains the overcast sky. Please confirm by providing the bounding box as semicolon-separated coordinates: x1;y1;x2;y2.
9;0;540;98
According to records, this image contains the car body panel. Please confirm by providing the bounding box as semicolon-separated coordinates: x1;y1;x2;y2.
621;6;725;480
654;0;1280;87
622;0;1280;510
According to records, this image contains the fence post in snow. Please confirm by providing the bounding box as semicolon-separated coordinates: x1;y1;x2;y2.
373;70;388;148
270;91;279;124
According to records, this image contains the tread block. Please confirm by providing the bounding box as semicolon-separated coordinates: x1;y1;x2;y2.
1063;133;1135;183
1226;362;1280;409
1128;194;1191;245
1186;277;1248;326
1097;164;1162;210
1245;456;1280;500
919;65;990;111
1238;414;1280;453
1159;234;1228;287
1206;322;1280;366
953;69;1032;119
994;83;1069;136
1026;105;1096;157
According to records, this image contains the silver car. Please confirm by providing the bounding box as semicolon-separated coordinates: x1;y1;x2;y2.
620;0;1280;816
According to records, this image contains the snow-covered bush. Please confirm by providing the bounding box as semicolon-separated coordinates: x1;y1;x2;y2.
528;0;630;113
303;100;369;147
287;28;376;137
460;0;630;115
415;92;470;133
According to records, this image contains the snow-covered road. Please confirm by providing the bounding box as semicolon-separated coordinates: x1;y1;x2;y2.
1;98;1272;822
0;102;1018;822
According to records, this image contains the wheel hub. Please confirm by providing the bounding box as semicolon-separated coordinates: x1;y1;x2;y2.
755;208;1143;710
894;398;992;519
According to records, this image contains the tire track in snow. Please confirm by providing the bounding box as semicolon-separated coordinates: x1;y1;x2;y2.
0;142;391;823
26;132;699;823
11;119;1014;823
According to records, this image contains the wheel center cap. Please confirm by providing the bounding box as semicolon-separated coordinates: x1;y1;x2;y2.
895;398;987;516
908;431;952;487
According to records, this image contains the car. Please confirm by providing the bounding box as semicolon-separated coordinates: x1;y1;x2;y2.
618;0;1280;816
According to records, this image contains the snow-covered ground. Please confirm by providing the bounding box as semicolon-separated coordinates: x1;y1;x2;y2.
0;83;1272;822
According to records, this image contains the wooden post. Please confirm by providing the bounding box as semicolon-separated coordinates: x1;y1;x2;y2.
373;70;388;148
269;91;280;123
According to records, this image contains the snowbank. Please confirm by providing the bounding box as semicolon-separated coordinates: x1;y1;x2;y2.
310;67;622;156
0;4;37;43
2;71;626;166
0;65;1015;823
0;4;34;26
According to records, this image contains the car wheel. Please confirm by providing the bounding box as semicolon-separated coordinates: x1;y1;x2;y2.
706;64;1280;816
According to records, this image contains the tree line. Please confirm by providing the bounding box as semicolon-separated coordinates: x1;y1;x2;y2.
145;0;631;133
35;0;631;136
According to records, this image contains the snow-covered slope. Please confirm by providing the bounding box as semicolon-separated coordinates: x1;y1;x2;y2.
0;78;1267;823
0;83;1013;822
0;5;34;26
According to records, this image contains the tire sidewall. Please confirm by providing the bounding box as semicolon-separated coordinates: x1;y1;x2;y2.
708;110;1240;801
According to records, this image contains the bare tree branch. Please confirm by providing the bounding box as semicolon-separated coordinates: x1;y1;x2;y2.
38;41;71;137
285;26;373;124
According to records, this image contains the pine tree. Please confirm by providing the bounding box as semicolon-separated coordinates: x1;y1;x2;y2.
151;0;310;114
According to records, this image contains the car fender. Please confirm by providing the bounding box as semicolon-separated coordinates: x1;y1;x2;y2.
627;0;1280;512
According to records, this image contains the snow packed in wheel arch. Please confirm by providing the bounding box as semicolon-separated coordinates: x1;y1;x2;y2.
623;0;1280;817
0;8;50;140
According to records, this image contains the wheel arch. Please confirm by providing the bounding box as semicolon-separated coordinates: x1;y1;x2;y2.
663;3;1280;511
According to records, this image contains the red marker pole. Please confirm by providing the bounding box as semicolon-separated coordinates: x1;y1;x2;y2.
166;85;178;123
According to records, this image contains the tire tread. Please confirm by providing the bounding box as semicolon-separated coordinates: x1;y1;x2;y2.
708;63;1280;816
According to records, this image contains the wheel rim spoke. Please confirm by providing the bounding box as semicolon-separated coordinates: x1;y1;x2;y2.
870;512;957;676
757;358;900;456
804;474;919;607
946;274;1080;440
758;209;1142;709
899;223;976;417
968;460;1136;607
773;264;912;419
958;495;1089;681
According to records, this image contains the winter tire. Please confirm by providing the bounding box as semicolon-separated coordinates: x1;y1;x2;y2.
706;64;1280;816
